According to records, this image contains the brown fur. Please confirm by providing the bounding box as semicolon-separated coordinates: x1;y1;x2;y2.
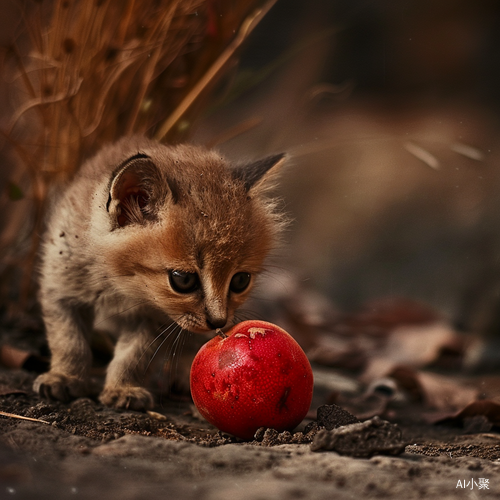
33;136;285;410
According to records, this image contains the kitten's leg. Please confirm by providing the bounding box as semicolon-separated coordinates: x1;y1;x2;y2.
163;333;205;397
33;302;93;402
99;327;154;411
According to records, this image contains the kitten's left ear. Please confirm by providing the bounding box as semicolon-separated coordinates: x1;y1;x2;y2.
106;153;171;228
232;153;286;192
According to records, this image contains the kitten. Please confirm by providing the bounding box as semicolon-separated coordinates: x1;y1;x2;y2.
33;136;285;410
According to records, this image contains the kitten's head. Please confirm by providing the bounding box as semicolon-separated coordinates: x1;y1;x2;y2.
101;140;285;333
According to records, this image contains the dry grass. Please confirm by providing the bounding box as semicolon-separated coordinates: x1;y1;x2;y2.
0;0;277;306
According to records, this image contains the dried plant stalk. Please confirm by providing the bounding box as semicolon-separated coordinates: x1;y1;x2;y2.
0;0;276;306
0;410;49;425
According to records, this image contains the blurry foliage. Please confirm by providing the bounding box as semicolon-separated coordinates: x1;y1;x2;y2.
0;0;277;307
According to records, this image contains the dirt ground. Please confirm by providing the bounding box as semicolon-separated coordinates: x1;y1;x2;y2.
1;363;500;500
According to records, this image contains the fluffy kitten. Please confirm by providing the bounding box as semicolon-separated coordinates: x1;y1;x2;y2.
33;136;285;410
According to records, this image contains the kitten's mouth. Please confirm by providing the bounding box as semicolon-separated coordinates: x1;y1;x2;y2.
174;319;232;336
187;325;213;334
189;325;232;336
172;320;214;335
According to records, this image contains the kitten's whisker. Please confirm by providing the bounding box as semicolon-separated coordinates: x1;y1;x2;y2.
258;269;298;287
138;322;177;372
143;322;180;376
159;323;187;402
260;263;293;273
168;326;185;376
112;320;180;390
94;299;152;326
233;309;266;323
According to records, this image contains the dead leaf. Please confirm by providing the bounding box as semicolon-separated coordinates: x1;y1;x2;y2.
308;334;368;370
361;357;401;383
0;344;31;369
335;392;391;421
433;400;500;427
416;372;478;411
360;364;478;416
0;384;27;396
361;322;464;382
387;368;478;411
382;322;459;367
0;344;49;373
342;297;441;336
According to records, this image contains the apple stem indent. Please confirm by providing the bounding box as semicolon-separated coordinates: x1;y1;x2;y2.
216;328;228;339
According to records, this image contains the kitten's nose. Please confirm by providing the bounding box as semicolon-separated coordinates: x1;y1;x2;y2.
206;317;227;330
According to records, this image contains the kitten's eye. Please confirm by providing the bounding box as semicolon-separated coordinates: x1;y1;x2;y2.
229;272;251;294
169;270;200;294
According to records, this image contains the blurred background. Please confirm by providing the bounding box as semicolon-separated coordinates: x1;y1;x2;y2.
2;0;500;336
194;0;500;336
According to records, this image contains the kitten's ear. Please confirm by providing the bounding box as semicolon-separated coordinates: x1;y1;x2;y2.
233;153;286;192
106;153;172;228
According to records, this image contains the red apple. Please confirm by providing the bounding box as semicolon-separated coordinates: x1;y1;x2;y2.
190;320;314;440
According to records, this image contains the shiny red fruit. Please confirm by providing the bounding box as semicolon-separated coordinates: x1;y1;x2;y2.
190;320;314;440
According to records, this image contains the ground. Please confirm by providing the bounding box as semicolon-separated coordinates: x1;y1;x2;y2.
1;365;500;499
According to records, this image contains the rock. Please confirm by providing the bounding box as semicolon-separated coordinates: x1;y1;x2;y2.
316;404;360;430
311;416;408;457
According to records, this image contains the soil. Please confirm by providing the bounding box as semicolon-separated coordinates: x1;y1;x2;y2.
1;367;500;500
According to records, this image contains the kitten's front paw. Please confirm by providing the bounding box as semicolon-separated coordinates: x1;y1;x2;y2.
34;372;88;402
99;386;154;411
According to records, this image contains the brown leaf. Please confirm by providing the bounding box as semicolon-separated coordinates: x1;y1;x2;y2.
0;384;27;396
416;372;478;411
386;367;478;411
359;365;478;416
381;322;460;367
360;322;464;381
341;297;441;336
335;392;391;421
308;334;367;370
0;344;49;373
0;344;31;369
433;400;500;427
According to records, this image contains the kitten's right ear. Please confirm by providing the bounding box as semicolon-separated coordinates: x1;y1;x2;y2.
106;153;173;228
232;153;286;192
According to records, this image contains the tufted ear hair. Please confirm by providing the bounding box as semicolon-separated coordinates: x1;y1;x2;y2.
106;153;174;228
232;153;286;192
